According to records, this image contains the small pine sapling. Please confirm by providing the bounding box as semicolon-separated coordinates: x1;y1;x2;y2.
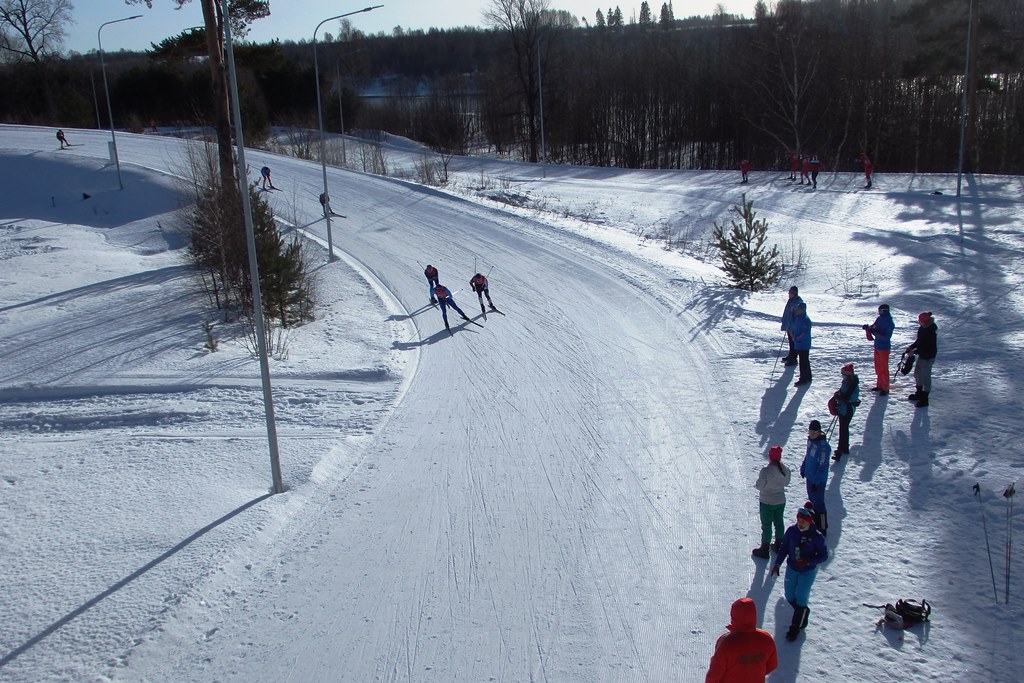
712;194;782;291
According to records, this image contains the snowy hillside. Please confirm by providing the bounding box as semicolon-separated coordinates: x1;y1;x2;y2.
1;125;1022;682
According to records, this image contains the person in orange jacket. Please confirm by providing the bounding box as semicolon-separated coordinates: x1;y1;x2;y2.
705;597;778;682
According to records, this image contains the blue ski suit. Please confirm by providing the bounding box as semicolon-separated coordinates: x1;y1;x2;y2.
434;285;467;326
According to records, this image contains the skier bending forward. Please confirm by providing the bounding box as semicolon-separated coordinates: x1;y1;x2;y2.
434;284;470;332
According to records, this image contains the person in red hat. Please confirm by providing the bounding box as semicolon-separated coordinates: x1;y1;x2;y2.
705;597;778;682
753;446;791;558
832;364;860;460
905;311;937;407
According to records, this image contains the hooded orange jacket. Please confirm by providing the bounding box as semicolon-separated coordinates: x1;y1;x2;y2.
705;598;778;683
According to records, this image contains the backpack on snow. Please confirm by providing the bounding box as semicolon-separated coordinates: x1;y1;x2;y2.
865;599;931;630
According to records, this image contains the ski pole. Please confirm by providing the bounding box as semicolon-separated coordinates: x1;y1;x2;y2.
825;415;838;442
768;333;787;384
1005;482;1016;604
974;483;1000;602
893;351;904;383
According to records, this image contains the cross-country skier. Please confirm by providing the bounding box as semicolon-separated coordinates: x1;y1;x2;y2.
56;129;68;149
260;166;274;190
424;264;439;304
832;364;860;460
433;283;471;332
740;159;751;183
470;273;497;313
863;303;895;394
788;151;799;180
800;155;811;185
809;155;822;188
857;152;874;188
799;420;832;534
771;504;828;641
791;302;812;386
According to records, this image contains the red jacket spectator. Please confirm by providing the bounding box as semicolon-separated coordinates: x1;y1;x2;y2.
705;598;778;683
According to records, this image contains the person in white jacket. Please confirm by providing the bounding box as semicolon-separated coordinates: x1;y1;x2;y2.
753;446;791;558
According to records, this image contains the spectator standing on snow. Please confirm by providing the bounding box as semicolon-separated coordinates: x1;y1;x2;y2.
832;364;860;460
424;264;440;304
791;302;812;386
788;151;799;181
906;312;938;408
260;166;274;190
753;446;791;559
433;283;472;332
56;129;69;149
780;286;803;367
858;152;874;188
800;420;832;533
470;273;497;313
809;155;822;188
740;159;751;183
864;303;895;394
771;505;828;641
705;597;778;682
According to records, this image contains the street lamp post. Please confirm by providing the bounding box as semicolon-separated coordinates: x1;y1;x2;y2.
336;58;347;167
313;5;382;262
98;14;141;190
222;0;284;494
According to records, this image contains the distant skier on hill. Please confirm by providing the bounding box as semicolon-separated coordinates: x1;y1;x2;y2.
788;151;799;181
433;283;472;333
424;264;440;304
809;155;822;188
740;159;751;183
857;152;874;188
56;129;69;149
260;166;275;190
800;156;811;185
470;273;497;313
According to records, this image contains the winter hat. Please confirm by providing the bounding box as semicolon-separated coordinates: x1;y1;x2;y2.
803;500;815;511
918;311;933;325
769;446;783;461
809;419;822;432
789;286;799;295
796;507;815;523
878;303;890;313
841;363;855;375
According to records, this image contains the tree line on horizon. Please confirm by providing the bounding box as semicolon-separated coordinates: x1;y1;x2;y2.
1;0;1022;175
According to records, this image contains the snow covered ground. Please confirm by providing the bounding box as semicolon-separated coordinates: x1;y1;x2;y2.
1;124;1022;682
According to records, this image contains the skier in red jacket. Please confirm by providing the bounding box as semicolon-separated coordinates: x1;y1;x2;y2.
739;159;751;183
800;156;811;185
857;152;874;188
705;597;778;682
788;150;799;180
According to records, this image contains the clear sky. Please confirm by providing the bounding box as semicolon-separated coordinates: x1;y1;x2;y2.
63;1;759;55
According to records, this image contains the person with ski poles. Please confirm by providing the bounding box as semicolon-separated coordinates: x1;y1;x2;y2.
831;364;860;460
799;419;832;534
56;129;69;149
800;155;811;185
791;302;812;386
424;264;440;304
433;283;472;332
470;273;497;313
863;303;895;394
788;150;799;181
704;597;778;681
857;152;874;188
771;504;829;641
780;286;803;367
753;445;791;559
809;155;822;188
260;166;274;190
905;311;938;408
739;159;751;184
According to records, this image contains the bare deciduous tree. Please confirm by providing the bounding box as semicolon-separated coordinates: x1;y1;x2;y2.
0;0;74;64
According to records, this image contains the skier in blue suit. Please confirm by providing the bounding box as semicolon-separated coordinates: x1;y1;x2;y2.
800;419;832;535
433;283;470;332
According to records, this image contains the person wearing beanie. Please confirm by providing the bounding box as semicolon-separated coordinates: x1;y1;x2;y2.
863;303;895;394
705;597;778;682
753;446;791;558
799;420;832;534
771;506;829;641
780;287;804;367
905;312;938;407
790;302;813;386
832;364;860;460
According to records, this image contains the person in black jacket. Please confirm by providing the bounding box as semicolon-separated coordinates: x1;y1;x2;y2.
906;311;937;407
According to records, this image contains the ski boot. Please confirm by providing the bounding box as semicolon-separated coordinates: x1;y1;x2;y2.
752;544;770;559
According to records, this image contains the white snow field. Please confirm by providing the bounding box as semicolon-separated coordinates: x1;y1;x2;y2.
1;124;1022;682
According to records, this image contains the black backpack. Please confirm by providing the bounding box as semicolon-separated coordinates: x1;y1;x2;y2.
865;599;931;630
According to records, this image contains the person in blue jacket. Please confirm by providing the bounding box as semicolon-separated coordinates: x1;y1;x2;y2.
433;283;471;332
771;504;828;641
790;302;812;386
832;364;860;460
800;419;832;534
864;303;895;394
780;287;804;366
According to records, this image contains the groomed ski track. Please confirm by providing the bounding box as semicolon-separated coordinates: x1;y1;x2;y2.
3;128;746;681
